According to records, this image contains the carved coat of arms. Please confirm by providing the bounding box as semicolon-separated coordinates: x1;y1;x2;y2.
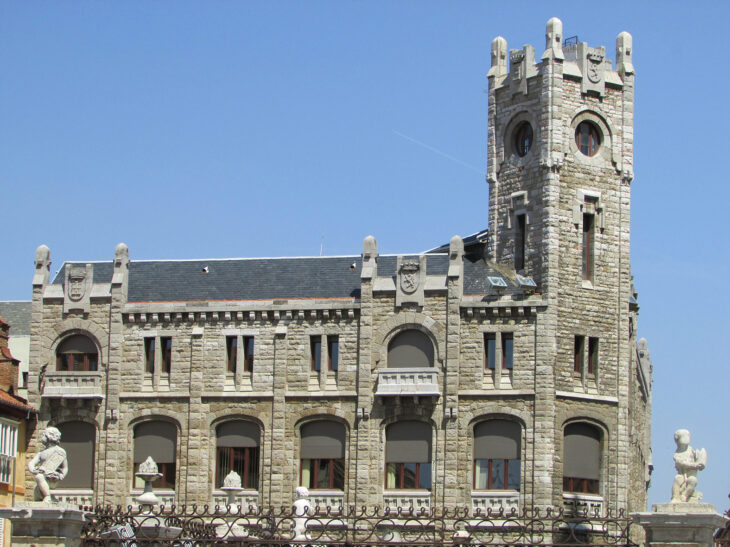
586;52;603;83
399;261;420;294
67;267;87;302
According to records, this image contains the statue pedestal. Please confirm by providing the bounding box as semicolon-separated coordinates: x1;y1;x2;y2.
633;503;729;547
0;502;87;546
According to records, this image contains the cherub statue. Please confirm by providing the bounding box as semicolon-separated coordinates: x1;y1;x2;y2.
28;426;68;502
671;429;706;503
292;486;312;540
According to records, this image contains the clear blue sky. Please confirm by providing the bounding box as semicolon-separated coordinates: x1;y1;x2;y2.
1;1;727;511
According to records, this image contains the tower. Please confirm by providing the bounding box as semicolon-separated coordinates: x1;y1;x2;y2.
487;18;644;512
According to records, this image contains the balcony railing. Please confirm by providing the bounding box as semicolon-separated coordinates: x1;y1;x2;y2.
471;491;520;513
562;492;604;516
375;369;439;397
309;490;345;512
42;372;104;399
383;491;431;513
212;490;259;510
52;489;94;507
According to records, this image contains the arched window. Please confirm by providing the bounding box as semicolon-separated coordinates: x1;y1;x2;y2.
563;423;601;494
300;421;345;490
57;421;95;490
385;421;432;490
473;420;521;491
387;330;434;368
56;335;98;371
133;421;177;490
575;121;601;157
216;421;260;490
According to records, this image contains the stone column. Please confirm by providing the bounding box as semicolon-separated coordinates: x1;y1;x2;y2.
0;504;87;547
633;503;728;547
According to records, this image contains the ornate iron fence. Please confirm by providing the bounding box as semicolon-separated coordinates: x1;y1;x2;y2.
81;504;639;546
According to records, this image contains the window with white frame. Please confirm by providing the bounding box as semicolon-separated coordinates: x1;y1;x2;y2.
0;420;18;484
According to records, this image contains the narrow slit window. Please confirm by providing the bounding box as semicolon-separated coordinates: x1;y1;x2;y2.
328;336;339;372
574;336;585;373
226;336;237;373
243;336;254;372
484;334;496;370
144;338;155;374
160;337;172;374
310;336;322;372
502;333;514;370
515;213;526;271
582;213;595;281
588;337;599;375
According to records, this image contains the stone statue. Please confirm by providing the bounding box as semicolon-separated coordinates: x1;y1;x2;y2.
292;486;312;540
28;427;68;502
671;429;706;503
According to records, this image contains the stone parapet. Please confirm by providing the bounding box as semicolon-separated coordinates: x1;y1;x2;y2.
633;504;728;547
0;503;87;546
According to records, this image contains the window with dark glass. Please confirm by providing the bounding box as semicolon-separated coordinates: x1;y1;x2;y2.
300;421;345;490
160;337;172;374
515;213;526;271
563;423;601;494
310;336;322;372
387;330;434;368
144;338;155;373
588;337;599;375
385;421;432;490
243;336;254;372
574;336;585;373
582;213;595;281
484;333;496;370
575;121;600;157
473;419;521;491
58;421;95;489
327;336;339;372
514;122;533;157
133;421;177;490
226;336;237;373
501;333;514;370
56;335;98;372
216;421;260;489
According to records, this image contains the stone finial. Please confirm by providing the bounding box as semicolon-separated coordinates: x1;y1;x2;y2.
616;31;634;77
33;244;51;287
112;242;130;287
671;429;707;503
138;456;159;475
361;235;378;280
114;242;129;261
542;17;564;61
487;36;508;79
448;235;464;278
223;470;242;489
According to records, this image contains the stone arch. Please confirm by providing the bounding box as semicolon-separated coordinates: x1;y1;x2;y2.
568;107;617;169
501;109;540;167
49;318;109;368
374;313;445;369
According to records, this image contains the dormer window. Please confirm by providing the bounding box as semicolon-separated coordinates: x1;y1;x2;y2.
56;335;98;371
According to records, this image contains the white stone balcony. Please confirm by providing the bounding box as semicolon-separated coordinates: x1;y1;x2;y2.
383;491;431;513
42;371;104;399
375;369;439;397
309;490;345;513
562;493;604;517
471;491;520;514
212;489;259;511
51;489;94;508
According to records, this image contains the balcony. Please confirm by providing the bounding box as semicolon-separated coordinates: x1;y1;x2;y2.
42;372;104;399
51;489;94;508
471;491;520;514
562;493;604;517
383;491;431;514
212;490;259;511
375;369;439;397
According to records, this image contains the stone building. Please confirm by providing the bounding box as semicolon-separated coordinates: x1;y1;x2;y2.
24;18;652;515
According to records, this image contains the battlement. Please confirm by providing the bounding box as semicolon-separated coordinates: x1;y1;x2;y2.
489;17;633;96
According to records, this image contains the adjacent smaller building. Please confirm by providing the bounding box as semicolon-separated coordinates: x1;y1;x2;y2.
0;302;31;401
0;316;36;547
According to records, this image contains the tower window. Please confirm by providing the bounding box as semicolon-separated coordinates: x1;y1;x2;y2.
515;213;526;271
582;213;595;281
575;121;601;157
513;122;533;157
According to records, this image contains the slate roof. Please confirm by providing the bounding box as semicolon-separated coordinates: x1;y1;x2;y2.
0;302;32;335
51;249;525;303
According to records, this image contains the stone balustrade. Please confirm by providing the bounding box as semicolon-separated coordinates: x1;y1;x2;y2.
471;491;520;513
308;490;345;512
212;490;259;510
51;489;94;508
375;369;439;397
383;491;431;513
42;371;104;399
562;493;604;516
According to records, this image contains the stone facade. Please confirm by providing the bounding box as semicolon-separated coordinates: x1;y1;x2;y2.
24;18;651;518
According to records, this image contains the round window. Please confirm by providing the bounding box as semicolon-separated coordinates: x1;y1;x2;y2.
514;122;533;157
575;121;601;157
